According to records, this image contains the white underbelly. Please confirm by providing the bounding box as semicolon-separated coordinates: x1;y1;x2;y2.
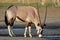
16;17;20;22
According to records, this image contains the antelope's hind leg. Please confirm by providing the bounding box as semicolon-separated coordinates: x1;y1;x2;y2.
9;21;15;37
8;19;15;37
8;25;15;37
5;16;15;37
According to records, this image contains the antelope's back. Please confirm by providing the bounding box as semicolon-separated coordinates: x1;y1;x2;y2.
16;6;38;21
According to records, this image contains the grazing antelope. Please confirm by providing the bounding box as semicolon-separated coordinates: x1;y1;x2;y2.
5;5;43;37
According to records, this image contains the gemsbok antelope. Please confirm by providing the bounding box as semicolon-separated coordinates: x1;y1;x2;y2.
5;5;43;37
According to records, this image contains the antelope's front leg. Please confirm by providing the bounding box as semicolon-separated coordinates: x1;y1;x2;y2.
24;27;27;37
28;26;32;37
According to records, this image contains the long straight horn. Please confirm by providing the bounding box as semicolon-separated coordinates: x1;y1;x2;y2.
43;6;47;27
36;0;42;27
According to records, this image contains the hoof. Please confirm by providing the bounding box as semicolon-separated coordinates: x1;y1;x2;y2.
29;34;32;37
24;35;26;37
9;35;13;37
9;34;16;37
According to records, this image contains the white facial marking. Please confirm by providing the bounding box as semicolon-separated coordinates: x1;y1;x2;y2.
39;34;42;37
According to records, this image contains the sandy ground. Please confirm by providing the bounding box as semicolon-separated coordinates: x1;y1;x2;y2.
0;22;60;40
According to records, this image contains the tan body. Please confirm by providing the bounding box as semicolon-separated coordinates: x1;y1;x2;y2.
5;5;42;37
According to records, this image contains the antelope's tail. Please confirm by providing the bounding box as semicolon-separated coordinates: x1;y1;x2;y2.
5;11;8;26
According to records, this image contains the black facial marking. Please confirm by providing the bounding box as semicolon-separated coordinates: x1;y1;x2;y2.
37;23;40;26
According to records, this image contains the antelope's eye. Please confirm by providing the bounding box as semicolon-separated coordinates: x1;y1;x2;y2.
37;23;40;26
